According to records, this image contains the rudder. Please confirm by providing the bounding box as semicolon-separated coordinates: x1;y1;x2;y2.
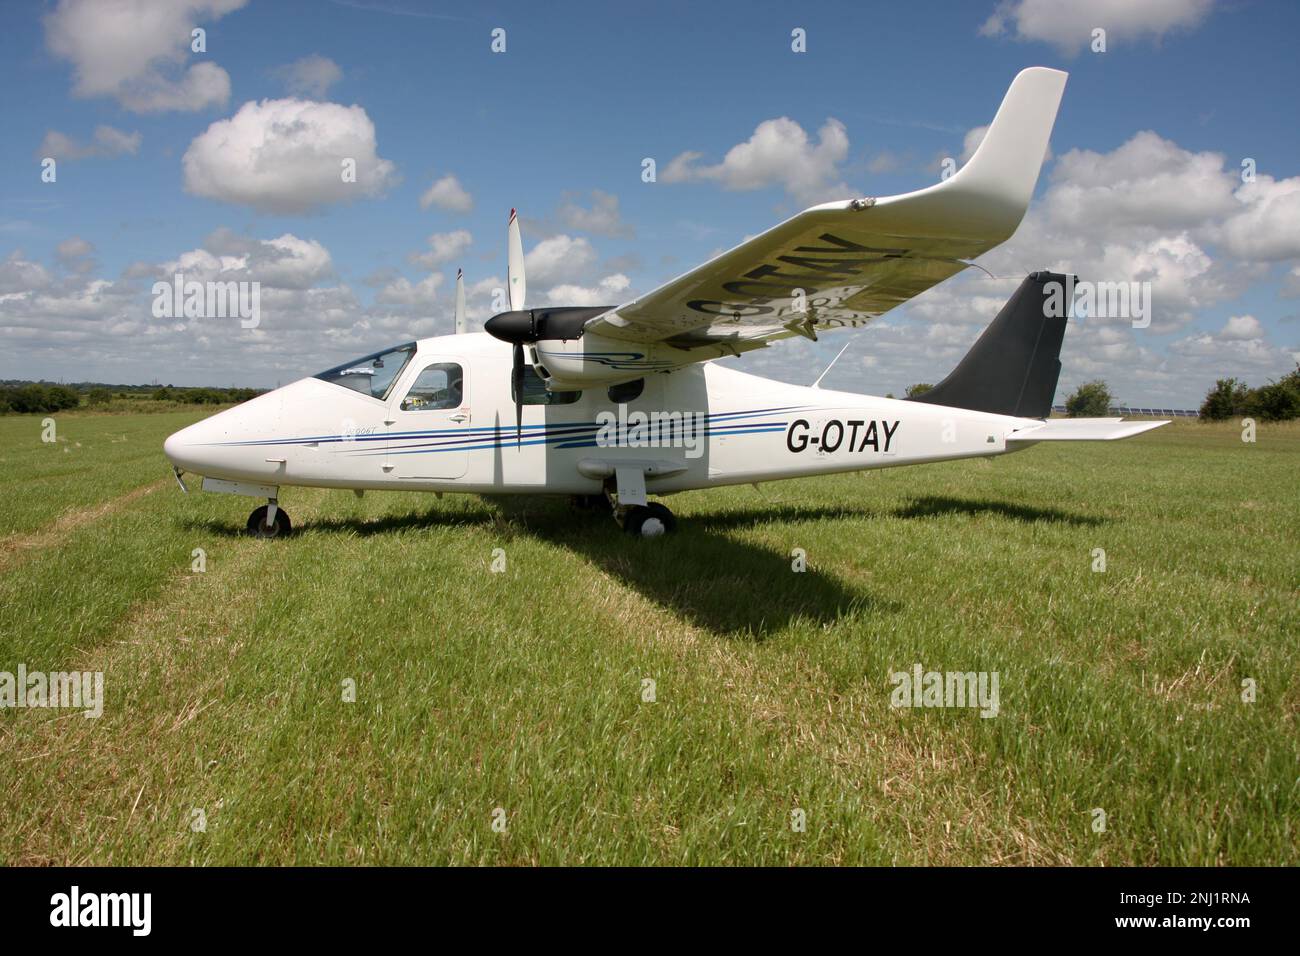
910;272;1070;419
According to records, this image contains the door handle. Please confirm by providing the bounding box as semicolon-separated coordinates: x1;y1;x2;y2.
449;413;469;423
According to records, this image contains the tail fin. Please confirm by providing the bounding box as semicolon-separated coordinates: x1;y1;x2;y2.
911;271;1069;419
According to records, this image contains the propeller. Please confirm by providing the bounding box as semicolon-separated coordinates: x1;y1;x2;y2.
512;342;525;444
484;209;610;447
506;210;527;445
454;267;467;335
507;208;526;311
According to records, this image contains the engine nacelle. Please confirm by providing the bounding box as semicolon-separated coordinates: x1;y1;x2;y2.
485;305;764;391
530;332;689;390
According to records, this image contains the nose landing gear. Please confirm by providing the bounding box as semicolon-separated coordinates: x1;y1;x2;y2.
622;502;676;538
247;500;292;539
596;466;679;538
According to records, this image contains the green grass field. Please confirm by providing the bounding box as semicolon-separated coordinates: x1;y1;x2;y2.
1;409;1296;865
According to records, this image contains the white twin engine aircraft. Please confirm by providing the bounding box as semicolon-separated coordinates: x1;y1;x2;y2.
164;67;1167;539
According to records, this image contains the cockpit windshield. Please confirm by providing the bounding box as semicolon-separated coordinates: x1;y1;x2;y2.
313;343;416;400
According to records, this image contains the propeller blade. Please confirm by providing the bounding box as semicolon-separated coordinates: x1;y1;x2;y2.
507;208;526;312
454;267;467;335
512;341;525;446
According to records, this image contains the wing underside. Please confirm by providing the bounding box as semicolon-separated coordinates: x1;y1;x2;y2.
586;67;1068;352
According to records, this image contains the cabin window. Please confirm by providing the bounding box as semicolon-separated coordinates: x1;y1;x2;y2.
314;343;416;401
513;366;581;405
400;362;464;411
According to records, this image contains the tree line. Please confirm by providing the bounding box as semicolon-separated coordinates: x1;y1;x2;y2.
0;382;263;414
904;363;1300;420
1197;366;1300;421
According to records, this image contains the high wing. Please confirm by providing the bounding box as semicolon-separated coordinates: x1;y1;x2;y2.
585;67;1067;350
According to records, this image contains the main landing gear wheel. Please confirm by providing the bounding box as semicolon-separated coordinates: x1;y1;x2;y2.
247;504;292;539
623;502;676;538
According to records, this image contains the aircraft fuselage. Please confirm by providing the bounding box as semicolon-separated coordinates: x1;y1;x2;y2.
163;331;1039;497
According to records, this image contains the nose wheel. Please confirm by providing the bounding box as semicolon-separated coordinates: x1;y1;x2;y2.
622;502;676;538
247;501;292;539
602;475;677;538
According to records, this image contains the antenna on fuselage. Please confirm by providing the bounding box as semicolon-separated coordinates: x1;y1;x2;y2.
811;340;853;389
454;267;467;335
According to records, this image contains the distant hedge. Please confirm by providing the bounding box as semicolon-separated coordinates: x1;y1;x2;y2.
1200;365;1300;421
0;382;264;414
148;386;261;404
0;383;80;414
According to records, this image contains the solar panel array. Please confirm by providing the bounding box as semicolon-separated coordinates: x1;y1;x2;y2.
1050;406;1198;418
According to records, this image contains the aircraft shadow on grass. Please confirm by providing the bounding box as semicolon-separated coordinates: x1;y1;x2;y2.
181;510;490;539
485;497;899;639
890;495;1109;527
185;499;892;638
181;492;1099;636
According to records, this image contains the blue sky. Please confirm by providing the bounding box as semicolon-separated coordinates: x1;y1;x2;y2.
2;0;1298;405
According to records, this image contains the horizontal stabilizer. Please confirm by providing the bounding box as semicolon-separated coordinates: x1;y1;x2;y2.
1007;418;1170;443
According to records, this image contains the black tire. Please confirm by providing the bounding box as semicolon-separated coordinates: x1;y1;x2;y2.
646;502;677;534
246;505;292;539
623;503;676;537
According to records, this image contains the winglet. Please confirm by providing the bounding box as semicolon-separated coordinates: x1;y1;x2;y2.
866;67;1067;244
949;67;1067;234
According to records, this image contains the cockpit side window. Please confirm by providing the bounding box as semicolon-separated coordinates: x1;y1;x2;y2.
400;362;464;411
314;343;416;401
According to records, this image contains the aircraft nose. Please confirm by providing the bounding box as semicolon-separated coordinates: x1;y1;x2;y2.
162;387;289;482
163;419;212;473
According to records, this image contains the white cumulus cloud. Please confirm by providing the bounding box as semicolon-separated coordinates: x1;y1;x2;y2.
524;235;597;285
38;125;142;160
1041;131;1238;231
556;190;634;238
0;252;53;295
958;125;989;165
182;99;398;214
409;230;473;268
543;274;631;307
419;174;473;213
661;116;852;206
376;273;443;307
979;0;1215;56
1217;175;1300;262
161;231;334;290
1218;314;1263;341
273;54;343;99
44;0;244;112
0;229;463;385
